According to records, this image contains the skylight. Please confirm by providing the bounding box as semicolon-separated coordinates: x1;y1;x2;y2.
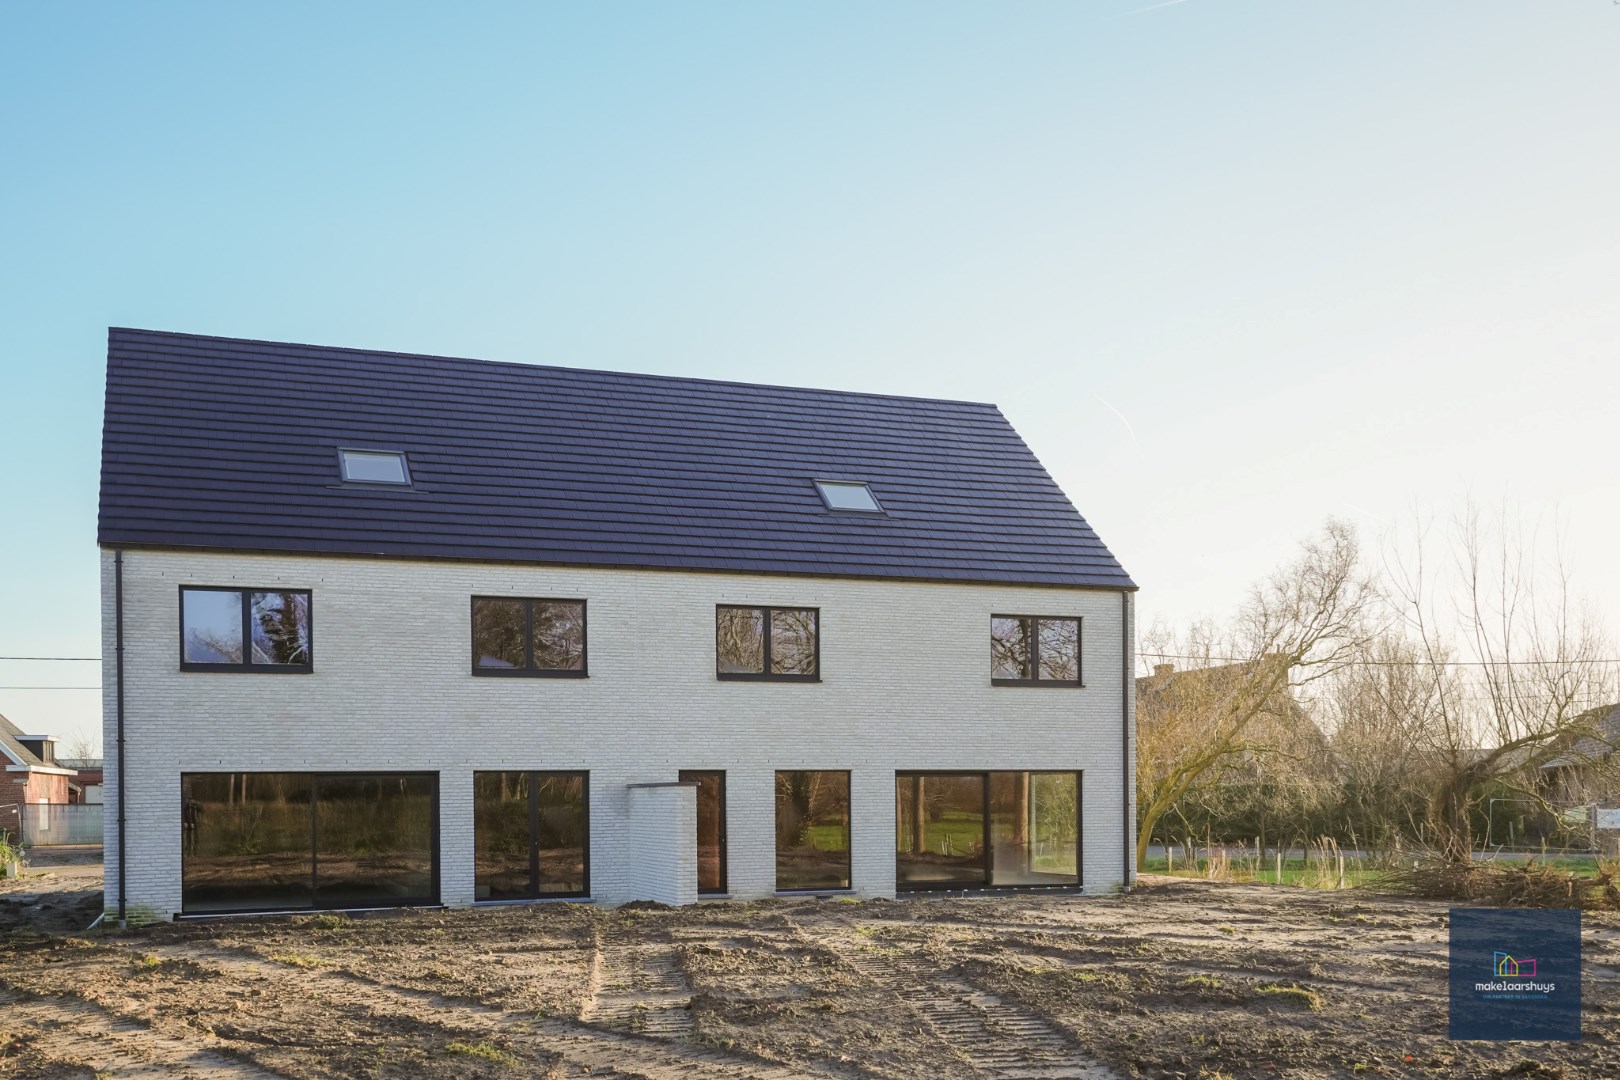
339;448;411;485
814;480;883;513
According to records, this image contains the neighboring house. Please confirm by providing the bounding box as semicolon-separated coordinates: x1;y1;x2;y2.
99;328;1137;919
0;713;79;842
1135;658;1327;841
59;759;105;804
1540;705;1620;824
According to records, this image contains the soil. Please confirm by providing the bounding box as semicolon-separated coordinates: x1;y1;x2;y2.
2;876;1618;1078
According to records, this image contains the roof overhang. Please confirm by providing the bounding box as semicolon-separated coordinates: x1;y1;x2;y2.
5;764;77;776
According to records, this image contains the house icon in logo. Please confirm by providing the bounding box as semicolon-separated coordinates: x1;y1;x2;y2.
1494;951;1538;978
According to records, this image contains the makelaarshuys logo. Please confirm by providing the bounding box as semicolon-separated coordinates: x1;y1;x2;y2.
1494;952;1537;979
1449;909;1579;1041
1478;951;1554;996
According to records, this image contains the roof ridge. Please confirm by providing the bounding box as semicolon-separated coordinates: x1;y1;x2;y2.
107;327;1002;412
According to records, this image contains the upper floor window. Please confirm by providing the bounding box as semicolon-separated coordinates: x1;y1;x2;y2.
990;615;1081;686
472;597;587;677
181;587;312;672
717;606;819;681
338;448;411;485
814;480;883;513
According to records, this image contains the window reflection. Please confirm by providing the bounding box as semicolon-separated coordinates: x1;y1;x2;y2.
251;592;311;665
473;599;527;669
474;770;588;900
896;771;1080;890
534;602;586;671
990;617;1031;680
680;770;726;894
313;774;435;906
990;771;1079;886
181;771;436;913
775;770;850;890
991;616;1080;684
183;590;244;664
182;772;312;912
896;774;987;888
770;610;817;675
472;598;586;674
1036;619;1080;682
717;607;765;673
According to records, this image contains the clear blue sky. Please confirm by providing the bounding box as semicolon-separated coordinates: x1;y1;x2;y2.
3;2;1617;751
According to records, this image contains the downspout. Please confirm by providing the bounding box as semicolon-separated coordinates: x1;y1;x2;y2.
115;548;127;924
1121;590;1132;889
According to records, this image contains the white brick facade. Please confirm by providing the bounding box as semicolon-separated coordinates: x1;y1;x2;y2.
101;548;1135;919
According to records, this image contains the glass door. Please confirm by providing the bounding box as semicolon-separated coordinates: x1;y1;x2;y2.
679;770;727;894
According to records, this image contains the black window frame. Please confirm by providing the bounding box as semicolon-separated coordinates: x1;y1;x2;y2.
336;446;413;487
472;769;591;901
715;605;821;682
894;769;1083;893
179;769;441;916
178;586;314;674
990;614;1083;687
470;596;589;678
679;769;728;896
774;768;853;893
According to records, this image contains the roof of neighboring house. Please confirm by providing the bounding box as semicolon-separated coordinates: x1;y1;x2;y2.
1540;705;1620;770
97;329;1134;589
57;759;104;772
0;713;50;769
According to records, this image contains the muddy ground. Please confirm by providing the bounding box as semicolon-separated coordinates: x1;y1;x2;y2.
1;877;1618;1079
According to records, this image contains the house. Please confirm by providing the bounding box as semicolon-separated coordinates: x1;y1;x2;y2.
1135;658;1328;846
59;758;105;804
98;328;1137;919
0;713;79;842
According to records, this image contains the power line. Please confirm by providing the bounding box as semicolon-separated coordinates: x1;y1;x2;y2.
1139;651;1620;668
0;657;100;662
0;686;101;691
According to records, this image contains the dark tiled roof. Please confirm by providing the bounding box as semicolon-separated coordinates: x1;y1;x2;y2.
98;329;1134;589
0;713;47;769
1540;705;1620;769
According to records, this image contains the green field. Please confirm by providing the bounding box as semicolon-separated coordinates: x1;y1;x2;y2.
1142;852;1607;888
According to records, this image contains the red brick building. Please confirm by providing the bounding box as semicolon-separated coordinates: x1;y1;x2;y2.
1;713;79;843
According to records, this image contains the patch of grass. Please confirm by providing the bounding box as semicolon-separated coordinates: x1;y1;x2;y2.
445;1041;521;1067
297;912;349;931
1182;973;1222;990
269;952;324;969
128;953;162;975
1255;982;1323;1011
1216;925;1236;936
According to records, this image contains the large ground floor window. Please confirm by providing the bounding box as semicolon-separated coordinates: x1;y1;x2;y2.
181;772;438;914
775;770;851;891
474;771;589;900
896;771;1080;891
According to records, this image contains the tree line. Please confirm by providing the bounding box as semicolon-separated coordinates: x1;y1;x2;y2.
1136;509;1619;867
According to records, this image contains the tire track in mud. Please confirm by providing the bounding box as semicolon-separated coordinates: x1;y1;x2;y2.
146;941;845;1079
0;989;280;1079
582;925;696;1038
824;931;1120;1080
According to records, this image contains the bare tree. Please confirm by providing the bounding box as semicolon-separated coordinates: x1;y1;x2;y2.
1387;505;1617;862
63;732;101;760
1322;635;1452;851
1135;519;1377;869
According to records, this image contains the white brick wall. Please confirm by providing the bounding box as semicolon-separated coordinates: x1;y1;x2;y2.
626;784;699;906
100;549;1135;918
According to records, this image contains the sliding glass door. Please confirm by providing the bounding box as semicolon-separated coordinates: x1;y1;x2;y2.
473;771;589;900
896;771;1080;891
181;772;437;914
